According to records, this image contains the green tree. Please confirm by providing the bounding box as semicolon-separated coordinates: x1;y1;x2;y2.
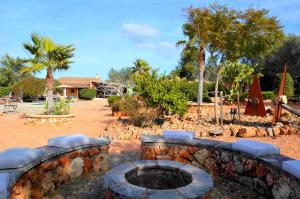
176;6;212;104
260;35;300;94
22;33;75;114
12;76;45;99
178;3;284;124
0;54;26;87
221;61;255;118
108;67;133;84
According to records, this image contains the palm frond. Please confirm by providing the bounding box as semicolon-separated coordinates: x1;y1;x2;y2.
176;40;187;48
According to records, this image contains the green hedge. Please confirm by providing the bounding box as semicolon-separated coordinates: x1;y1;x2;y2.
0;87;11;97
178;81;211;102
107;96;121;106
274;73;294;98
262;91;276;100
79;88;96;100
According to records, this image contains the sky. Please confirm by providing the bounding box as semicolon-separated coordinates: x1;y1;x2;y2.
1;0;300;80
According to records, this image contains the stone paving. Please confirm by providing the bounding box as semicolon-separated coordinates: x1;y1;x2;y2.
48;152;266;199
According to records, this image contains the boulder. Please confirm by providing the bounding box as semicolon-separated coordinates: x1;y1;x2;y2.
68;157;84;178
256;128;267;137
237;127;257;137
194;149;210;165
230;126;240;137
266;128;274;137
273;127;281;136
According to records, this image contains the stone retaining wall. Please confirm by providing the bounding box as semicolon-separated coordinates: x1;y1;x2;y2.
140;135;300;199
0;138;110;199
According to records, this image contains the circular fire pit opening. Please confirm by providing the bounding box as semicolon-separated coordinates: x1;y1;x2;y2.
104;160;214;199
126;166;192;190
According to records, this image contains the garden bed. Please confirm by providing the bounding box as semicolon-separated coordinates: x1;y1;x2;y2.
103;107;300;140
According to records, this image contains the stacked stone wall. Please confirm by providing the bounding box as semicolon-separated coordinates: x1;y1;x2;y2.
141;137;300;199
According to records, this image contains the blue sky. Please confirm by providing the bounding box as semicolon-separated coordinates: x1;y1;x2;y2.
1;0;300;80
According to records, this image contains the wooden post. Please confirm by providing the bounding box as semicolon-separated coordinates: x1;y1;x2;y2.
220;91;224;126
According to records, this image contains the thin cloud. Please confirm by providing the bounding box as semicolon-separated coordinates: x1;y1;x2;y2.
137;41;175;49
123;22;160;41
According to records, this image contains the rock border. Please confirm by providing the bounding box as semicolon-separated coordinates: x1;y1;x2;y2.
104;160;213;199
25;114;76;126
0;137;110;199
140;135;300;199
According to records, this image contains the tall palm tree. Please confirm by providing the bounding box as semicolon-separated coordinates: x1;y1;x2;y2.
177;7;212;104
22;33;75;114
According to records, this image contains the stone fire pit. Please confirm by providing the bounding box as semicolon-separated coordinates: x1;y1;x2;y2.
104;160;213;199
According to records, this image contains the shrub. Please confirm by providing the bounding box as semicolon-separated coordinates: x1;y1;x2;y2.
79;88;96;100
45;99;70;115
274;73;294;98
134;72;188;116
178;80;211;102
226;92;247;103
111;100;123;112
262;91;276;100
107;96;121;106
53;100;70;115
121;96;160;127
0;87;11;97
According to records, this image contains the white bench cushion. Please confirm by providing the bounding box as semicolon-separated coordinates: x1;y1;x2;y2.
232;139;280;156
48;134;91;148
282;160;300;179
0;148;43;169
163;130;195;141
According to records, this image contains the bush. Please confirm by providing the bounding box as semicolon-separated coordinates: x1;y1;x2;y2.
45;99;70;115
178;81;211;102
121;96;160;127
262;91;276;100
79;88;96;100
226;92;248;103
107;96;121;106
0;87;11;97
274;73;294;98
53;100;70;115
134;72;188;116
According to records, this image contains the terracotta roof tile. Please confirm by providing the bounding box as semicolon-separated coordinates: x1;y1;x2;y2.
58;77;100;88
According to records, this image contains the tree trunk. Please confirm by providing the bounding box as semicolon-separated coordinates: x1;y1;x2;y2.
46;68;54;114
237;90;241;120
197;45;205;105
214;66;222;125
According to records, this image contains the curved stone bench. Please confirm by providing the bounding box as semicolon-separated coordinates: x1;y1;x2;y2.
25;114;76;126
140;135;300;199
0;135;110;199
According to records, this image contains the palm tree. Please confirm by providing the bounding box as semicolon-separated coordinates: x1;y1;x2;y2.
132;59;151;74
176;7;212;105
22;33;75;114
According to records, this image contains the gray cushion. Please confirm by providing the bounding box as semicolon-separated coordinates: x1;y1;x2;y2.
0;148;43;169
232;139;280;157
48;134;109;149
163;130;195;140
282;160;300;180
0;173;10;199
48;134;90;148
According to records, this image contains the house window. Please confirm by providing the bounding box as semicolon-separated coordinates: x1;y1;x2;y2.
71;89;75;94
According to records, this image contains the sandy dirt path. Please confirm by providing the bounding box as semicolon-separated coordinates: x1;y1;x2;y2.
0;99;116;150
